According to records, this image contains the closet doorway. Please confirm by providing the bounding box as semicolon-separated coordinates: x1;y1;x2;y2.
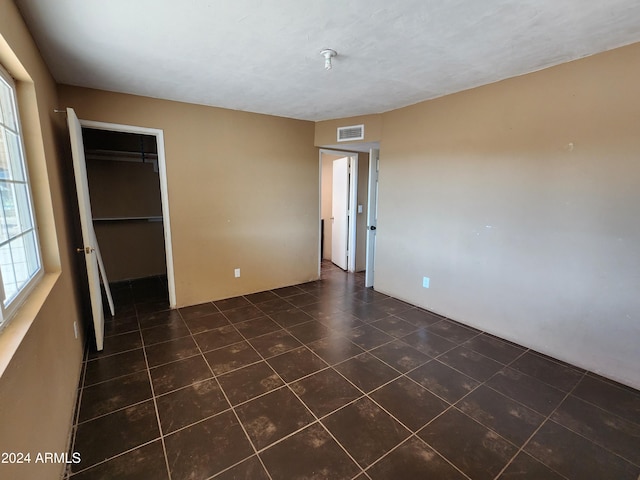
79;120;176;308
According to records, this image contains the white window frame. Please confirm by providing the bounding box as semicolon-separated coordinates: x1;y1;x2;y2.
0;64;43;327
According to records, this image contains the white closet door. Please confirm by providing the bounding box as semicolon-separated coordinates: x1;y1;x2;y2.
67;108;107;351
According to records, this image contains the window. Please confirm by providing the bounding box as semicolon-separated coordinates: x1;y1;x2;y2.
0;65;42;325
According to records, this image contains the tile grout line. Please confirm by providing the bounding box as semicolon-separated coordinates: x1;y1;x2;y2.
138;308;173;480
309;289;489;477
73;396;153;426
75;270;640;479
281;336;446;474
376;344;531;479
69;284;138;477
232;273;640;477
85;344;141;361
186;309;276;480
228;285;501;477
549;420;640;470
549;383;640;431
412;342;617;477
362;434;473;480
526;381;640;469
64;337;89;479
70;284;152;477
475;363;598;422
490;370;589;480
221;309;369;478
69;439;161;476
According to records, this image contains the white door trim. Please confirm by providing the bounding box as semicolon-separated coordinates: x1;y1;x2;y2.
79;119;177;308
365;148;379;287
319;149;359;274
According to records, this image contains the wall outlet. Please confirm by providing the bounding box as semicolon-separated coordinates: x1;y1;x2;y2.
73;321;78;339
234;268;241;278
422;277;430;288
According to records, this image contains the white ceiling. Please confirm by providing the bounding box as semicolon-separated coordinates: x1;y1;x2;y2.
15;0;640;121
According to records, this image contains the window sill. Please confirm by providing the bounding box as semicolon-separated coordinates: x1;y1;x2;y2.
0;271;61;379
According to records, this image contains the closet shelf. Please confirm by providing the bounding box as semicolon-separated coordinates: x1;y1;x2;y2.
93;216;163;222
85;149;158;163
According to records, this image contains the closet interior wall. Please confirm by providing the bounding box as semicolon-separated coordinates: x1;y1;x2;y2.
83;128;167;283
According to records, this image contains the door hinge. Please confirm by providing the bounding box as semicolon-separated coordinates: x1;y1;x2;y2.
76;246;95;254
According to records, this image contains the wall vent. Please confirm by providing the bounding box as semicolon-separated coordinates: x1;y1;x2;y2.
337;124;364;142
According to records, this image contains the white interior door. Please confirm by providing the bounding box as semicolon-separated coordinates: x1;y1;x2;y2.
67;107;107;351
365;148;379;287
332;156;349;270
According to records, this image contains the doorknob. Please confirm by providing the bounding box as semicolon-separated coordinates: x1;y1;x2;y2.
369;226;377;231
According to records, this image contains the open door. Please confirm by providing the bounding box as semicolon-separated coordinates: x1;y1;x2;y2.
67;107;111;351
331;156;349;270
365;148;379;287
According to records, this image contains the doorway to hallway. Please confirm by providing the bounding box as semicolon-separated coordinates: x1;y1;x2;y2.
318;147;378;287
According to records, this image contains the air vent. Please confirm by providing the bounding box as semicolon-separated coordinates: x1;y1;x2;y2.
337;124;364;142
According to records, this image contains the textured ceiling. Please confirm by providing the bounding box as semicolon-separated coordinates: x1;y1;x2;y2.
15;0;640;121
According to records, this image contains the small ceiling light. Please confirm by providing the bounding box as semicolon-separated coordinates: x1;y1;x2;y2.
320;49;337;70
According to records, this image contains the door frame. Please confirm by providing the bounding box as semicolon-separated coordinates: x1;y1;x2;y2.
318;149;359;275
365;148;379;288
79;119;177;308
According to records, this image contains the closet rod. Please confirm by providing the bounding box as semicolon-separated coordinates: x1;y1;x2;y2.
84;150;160;171
93;216;163;222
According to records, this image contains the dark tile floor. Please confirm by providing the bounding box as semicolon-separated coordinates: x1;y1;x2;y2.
65;263;640;480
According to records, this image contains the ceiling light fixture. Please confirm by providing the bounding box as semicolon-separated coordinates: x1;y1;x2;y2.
320;49;337;70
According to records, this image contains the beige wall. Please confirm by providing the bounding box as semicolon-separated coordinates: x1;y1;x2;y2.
94;222;166;282
87;158;166;281
87;159;163;219
0;1;85;479
376;43;640;389
58;86;319;307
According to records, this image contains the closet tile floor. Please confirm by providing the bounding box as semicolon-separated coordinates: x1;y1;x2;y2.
66;263;640;480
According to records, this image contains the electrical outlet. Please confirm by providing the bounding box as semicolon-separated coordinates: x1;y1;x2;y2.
234;268;241;278
422;277;430;288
